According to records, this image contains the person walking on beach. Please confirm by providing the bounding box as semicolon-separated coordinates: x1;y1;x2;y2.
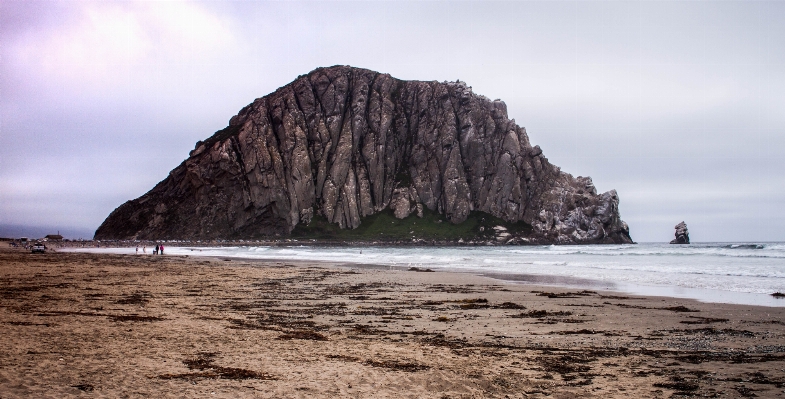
154;244;159;255
160;244;164;255
136;246;139;254
143;245;146;254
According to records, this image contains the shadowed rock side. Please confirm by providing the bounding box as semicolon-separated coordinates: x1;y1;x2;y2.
670;221;690;244
95;66;632;244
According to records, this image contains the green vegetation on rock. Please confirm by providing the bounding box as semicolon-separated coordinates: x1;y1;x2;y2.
291;207;532;242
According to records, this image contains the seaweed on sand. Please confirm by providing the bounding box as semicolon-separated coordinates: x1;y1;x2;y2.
533;290;596;299
456;298;490;309
363;359;430;372
109;314;164;322
493;302;526;309
510;310;572;318
115;292;149;305
278;330;328;341
71;384;94;392
158;352;276;381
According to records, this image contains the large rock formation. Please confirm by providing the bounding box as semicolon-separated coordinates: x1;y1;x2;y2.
95;66;632;244
670;221;690;244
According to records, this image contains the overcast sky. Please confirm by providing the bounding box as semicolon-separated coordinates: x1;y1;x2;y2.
1;0;783;242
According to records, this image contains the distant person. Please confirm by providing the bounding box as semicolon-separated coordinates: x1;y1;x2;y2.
160;244;164;255
154;244;159;255
135;246;139;254
143;245;146;254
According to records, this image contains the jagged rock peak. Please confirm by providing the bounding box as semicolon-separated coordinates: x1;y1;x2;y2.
95;65;633;244
670;221;690;244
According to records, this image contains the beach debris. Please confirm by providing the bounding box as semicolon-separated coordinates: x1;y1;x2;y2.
493;302;527;309
0;282;72;300
326;354;429;372
672;348;785;364
670;221;690;244
114;292;149;305
71;384;94;392
427;284;483;294
326;354;360;362
7;321;52;327
420;334;470;349
350;324;393;336
511;310;572;318
533;290;596;299
653;376;700;392
680;316;729;324
537;354;592;375
159;352;276;381
455;298;490;309
553;329;599;335
362;359;430;372
229;312;328;331
772;292;785;298
109;314;164;322
599;295;631;299
687;327;755;337
746;371;785;388
407;267;434;272
456;298;488;303
663;305;699;313
733;385;759;397
605;302;700;313
277;330;328;341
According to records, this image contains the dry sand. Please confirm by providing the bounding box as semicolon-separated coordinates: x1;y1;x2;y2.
1;244;784;398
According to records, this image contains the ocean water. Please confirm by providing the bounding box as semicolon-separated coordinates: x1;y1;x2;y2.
74;243;785;307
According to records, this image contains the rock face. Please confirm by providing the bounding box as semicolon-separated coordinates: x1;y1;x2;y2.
670;221;690;244
95;66;633;244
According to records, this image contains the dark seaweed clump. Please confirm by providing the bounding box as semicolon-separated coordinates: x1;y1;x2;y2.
158;352;276;381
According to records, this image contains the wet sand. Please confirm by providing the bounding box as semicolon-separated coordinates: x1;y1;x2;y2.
1;245;784;398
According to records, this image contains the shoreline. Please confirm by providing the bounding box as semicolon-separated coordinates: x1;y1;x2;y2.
61;246;785;308
2;246;785;397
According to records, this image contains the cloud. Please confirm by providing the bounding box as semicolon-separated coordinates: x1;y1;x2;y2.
1;0;784;242
9;2;236;84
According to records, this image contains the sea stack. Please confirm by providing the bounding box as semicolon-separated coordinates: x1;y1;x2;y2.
670;222;690;244
95;66;633;244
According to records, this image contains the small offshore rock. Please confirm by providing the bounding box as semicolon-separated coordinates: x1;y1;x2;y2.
670;221;690;244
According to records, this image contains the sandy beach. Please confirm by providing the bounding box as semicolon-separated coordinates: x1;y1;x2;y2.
1;245;784;398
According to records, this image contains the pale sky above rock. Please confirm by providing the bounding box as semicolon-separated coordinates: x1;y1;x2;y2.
1;0;783;241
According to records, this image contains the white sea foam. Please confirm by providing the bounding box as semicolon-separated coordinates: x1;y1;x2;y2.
70;242;785;306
